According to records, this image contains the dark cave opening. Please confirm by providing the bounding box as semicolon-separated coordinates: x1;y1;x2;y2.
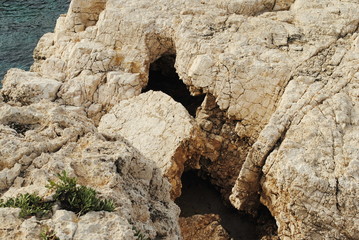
175;170;277;240
142;55;205;117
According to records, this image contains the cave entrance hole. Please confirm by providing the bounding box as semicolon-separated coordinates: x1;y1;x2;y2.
175;170;277;240
142;55;205;117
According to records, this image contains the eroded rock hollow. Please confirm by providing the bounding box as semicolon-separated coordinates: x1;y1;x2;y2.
1;0;359;239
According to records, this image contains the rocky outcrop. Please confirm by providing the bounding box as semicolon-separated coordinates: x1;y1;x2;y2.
0;101;180;239
1;0;359;239
1;69;62;105
232;34;359;238
98;91;204;199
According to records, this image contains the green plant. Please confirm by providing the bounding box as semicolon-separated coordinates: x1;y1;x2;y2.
0;171;115;219
132;227;151;240
47;171;115;216
0;193;52;218
40;227;60;240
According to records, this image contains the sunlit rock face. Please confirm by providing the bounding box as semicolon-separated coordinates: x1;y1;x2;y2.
0;102;181;240
1;0;359;239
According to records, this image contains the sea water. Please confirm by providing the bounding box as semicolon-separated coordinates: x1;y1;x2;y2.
0;0;70;85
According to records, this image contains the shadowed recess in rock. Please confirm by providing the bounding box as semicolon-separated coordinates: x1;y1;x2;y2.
142;55;205;117
176;170;277;240
7;122;34;135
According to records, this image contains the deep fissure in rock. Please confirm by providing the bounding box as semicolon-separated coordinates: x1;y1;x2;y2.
176;170;277;240
142;55;205;117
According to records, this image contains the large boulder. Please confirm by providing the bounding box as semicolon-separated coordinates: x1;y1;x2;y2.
99;91;204;198
1;69;62;105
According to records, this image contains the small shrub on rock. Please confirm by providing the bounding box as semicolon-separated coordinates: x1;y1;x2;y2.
0;193;52;218
0;171;115;219
47;171;115;215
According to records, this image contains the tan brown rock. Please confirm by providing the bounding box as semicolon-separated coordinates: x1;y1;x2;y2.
179;214;230;240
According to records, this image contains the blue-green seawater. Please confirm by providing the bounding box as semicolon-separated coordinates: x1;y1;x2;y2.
0;0;70;86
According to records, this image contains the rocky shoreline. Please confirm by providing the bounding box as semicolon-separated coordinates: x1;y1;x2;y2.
1;0;358;239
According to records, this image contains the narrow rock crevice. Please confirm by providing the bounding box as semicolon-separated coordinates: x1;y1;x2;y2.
142;55;205;117
176;170;277;240
194;93;254;201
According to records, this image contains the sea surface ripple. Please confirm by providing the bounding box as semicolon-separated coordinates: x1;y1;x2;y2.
0;0;70;85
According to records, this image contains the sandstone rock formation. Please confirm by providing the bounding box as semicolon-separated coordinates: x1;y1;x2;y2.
1;0;359;239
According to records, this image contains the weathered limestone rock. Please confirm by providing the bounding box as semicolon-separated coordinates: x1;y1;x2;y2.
2;0;359;239
73;212;134;240
179;214;230;240
0;101;180;239
230;21;359;240
0;163;21;191
194;94;252;200
1;69;62;104
31;0;298;138
50;210;78;240
0;101;94;171
65;0;107;32
0;208;22;240
99;91;204;198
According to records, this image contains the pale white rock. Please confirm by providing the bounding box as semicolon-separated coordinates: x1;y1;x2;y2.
65;0;107;31
1;69;62;104
97;71;142;110
0;163;21;191
58;70;104;107
0;208;22;239
99;91;204;198
73;212;134;240
215;0;276;15
50;210;78;240
0;101;95;172
27;0;359;142
2;0;359;239
0;100;181;239
17;217;42;240
273;0;295;11
231;33;359;239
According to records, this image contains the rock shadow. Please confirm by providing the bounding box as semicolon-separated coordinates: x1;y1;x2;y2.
176;170;277;240
142;55;205;117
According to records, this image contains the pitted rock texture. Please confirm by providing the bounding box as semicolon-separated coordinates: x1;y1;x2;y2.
179;214;230;240
0;101;180;240
194;94;253;201
1;69;62;105
0;0;359;239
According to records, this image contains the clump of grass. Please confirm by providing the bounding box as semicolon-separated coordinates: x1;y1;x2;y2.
40;227;60;240
0;171;115;219
47;171;115;216
0;193;52;219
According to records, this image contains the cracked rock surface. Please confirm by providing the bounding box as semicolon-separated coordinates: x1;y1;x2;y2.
1;0;359;239
0;103;180;239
